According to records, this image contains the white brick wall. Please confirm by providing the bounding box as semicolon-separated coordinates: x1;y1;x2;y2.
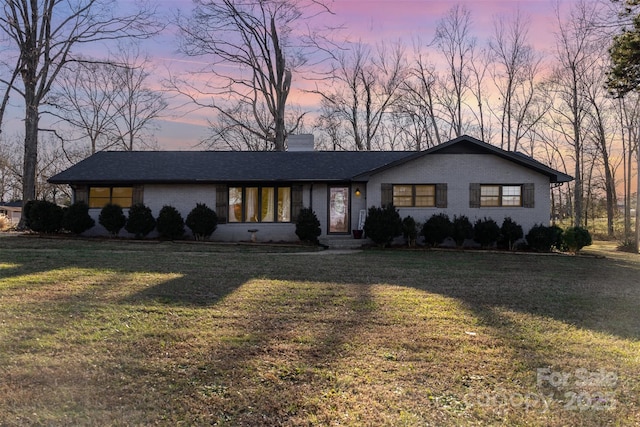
366;153;553;234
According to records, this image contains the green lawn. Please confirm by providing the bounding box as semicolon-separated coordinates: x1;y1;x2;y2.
0;235;638;426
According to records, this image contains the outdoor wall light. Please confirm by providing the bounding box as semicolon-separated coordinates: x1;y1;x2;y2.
355;187;361;197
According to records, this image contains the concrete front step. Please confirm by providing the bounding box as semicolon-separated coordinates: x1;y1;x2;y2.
319;235;369;249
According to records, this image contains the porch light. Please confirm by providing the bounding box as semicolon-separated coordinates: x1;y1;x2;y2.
355;187;361;197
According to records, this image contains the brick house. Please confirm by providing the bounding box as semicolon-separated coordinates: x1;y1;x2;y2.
48;135;572;242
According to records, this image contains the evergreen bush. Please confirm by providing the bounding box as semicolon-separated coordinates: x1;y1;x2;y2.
295;207;321;244
156;205;185;240
125;203;156;239
452;215;473;246
473;217;500;248
26;200;64;233
499;217;523;250
186;203;218;241
526;224;563;252
364;204;402;247
562;226;592;253
422;213;453;247
99;203;126;237
62;201;95;235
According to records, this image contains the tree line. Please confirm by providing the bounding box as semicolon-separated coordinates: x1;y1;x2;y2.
1;0;640;246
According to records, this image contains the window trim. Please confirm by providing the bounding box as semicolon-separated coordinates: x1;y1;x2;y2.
479;184;523;208
88;186;134;209
227;184;293;223
392;184;437;207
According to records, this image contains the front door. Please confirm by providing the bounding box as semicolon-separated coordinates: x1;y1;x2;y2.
328;185;350;234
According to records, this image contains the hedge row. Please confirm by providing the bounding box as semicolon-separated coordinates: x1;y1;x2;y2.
364;206;592;253
25;200;217;240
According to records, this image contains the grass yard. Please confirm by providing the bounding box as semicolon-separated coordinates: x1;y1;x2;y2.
0;235;638;426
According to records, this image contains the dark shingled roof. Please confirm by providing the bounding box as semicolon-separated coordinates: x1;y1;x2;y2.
48;151;413;184
48;136;573;185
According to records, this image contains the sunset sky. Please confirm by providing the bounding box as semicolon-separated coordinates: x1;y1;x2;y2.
2;0;583;150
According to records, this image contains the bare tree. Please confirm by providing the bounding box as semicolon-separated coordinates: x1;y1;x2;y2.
0;0;160;227
109;46;167;151
433;3;476;138
489;9;545;151
546;0;604;227
315;40;408;150
175;0;332;151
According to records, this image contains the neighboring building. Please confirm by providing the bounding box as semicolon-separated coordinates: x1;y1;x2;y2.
48;135;573;241
0;201;22;225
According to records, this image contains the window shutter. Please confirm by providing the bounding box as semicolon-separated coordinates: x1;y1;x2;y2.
436;183;447;208
469;183;480;208
74;185;88;204
291;185;303;221
132;185;144;205
216;185;228;223
381;183;393;206
523;183;535;208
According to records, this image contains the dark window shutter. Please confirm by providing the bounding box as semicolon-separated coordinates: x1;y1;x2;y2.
74;186;88;204
381;183;393;206
523;183;535;208
291;185;303;221
469;183;480;208
436;183;447;208
216;185;228;223
132;185;144;205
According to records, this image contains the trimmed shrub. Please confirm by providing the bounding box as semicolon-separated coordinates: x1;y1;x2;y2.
156;205;185;240
62;201;95;235
402;215;419;247
99;203;126;237
500;217;523;250
295;207;321;244
125;203;156;239
186;203;218;241
563;226;592;253
474;217;500;248
27;200;64;233
364;204;402;247
452;215;473;246
422;213;453;247
526;224;563;252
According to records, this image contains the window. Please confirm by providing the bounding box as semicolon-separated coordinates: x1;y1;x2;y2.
89;187;133;208
480;185;522;207
393;184;436;207
228;185;292;223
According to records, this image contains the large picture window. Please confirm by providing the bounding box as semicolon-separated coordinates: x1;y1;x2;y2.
393;184;436;207
228;185;291;223
89;187;133;208
480;185;522;207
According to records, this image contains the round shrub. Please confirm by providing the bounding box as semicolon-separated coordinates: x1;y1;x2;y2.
474;217;500;248
452;215;473;246
526;224;563;252
500;217;523;250
186;203;218;241
364;204;402;247
125;203;156;239
402;215;419;247
562;226;592;253
62;201;95;234
99;203;126;237
295;207;321;244
156;205;185;240
422;213;453;247
27;200;64;233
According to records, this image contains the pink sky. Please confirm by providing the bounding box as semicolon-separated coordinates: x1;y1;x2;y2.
144;0;573;149
2;0;578;150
